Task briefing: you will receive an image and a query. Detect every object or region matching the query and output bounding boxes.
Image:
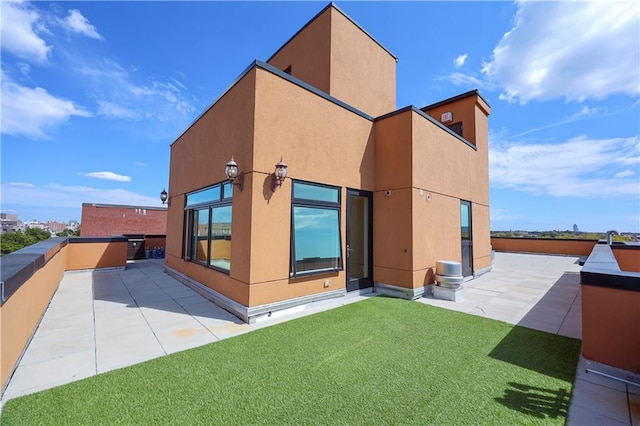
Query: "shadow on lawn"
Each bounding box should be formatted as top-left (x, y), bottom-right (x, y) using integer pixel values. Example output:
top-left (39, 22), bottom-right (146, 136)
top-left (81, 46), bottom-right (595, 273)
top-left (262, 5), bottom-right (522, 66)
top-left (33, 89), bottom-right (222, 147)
top-left (495, 382), bottom-right (570, 420)
top-left (489, 316), bottom-right (580, 382)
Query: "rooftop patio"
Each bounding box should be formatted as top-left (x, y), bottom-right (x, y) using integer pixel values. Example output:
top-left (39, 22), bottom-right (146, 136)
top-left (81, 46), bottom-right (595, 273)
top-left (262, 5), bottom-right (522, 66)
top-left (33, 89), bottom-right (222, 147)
top-left (1, 253), bottom-right (638, 424)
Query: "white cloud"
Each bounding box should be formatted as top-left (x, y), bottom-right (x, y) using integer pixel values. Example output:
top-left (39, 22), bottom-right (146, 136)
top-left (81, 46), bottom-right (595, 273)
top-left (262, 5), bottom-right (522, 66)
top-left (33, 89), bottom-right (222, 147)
top-left (0, 1), bottom-right (51, 62)
top-left (135, 162), bottom-right (147, 167)
top-left (614, 170), bottom-right (635, 178)
top-left (78, 60), bottom-right (197, 122)
top-left (482, 1), bottom-right (640, 103)
top-left (83, 172), bottom-right (131, 182)
top-left (8, 182), bottom-right (35, 188)
top-left (454, 54), bottom-right (468, 68)
top-left (97, 100), bottom-right (139, 119)
top-left (498, 105), bottom-right (602, 141)
top-left (437, 72), bottom-right (495, 91)
top-left (1, 182), bottom-right (162, 209)
top-left (63, 9), bottom-right (102, 39)
top-left (490, 136), bottom-right (640, 197)
top-left (1, 70), bottom-right (91, 138)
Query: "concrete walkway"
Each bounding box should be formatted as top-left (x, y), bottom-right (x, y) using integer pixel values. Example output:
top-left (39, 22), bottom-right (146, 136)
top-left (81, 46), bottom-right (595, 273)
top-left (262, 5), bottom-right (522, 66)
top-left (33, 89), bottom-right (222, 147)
top-left (2, 254), bottom-right (638, 425)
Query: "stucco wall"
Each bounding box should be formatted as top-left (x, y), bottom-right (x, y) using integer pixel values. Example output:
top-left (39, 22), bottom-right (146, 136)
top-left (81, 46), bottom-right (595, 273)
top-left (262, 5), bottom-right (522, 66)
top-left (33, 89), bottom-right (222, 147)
top-left (328, 7), bottom-right (396, 117)
top-left (373, 107), bottom-right (490, 289)
top-left (1, 245), bottom-right (67, 391)
top-left (423, 94), bottom-right (490, 147)
top-left (582, 285), bottom-right (640, 373)
top-left (165, 9), bottom-right (489, 310)
top-left (268, 5), bottom-right (395, 118)
top-left (66, 240), bottom-right (127, 270)
top-left (612, 247), bottom-right (640, 272)
top-left (248, 67), bottom-right (375, 306)
top-left (1, 237), bottom-right (127, 394)
top-left (166, 68), bottom-right (257, 302)
top-left (267, 6), bottom-right (331, 95)
top-left (491, 237), bottom-right (597, 256)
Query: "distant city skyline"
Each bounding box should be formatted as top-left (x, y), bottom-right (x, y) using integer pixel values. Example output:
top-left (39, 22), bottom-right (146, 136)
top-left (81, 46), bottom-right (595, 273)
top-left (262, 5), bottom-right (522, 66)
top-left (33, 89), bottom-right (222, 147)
top-left (1, 2), bottom-right (638, 231)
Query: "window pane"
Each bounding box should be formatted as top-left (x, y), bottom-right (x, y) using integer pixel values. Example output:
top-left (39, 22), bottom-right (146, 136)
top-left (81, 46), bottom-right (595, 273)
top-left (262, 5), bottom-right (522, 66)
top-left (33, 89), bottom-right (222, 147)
top-left (293, 206), bottom-right (341, 274)
top-left (222, 182), bottom-right (233, 199)
top-left (192, 208), bottom-right (209, 263)
top-left (460, 202), bottom-right (470, 240)
top-left (187, 186), bottom-right (220, 206)
top-left (293, 182), bottom-right (339, 203)
top-left (210, 205), bottom-right (232, 271)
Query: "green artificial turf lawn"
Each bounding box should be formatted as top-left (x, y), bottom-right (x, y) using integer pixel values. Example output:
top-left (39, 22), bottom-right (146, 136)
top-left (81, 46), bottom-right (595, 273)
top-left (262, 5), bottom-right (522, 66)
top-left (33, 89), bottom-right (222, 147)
top-left (1, 297), bottom-right (581, 425)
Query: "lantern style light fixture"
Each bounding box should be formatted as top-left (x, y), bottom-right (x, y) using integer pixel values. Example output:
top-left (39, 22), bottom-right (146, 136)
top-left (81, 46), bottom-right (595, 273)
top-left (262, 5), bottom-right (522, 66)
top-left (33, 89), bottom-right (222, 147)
top-left (272, 157), bottom-right (288, 192)
top-left (225, 156), bottom-right (244, 191)
top-left (160, 188), bottom-right (168, 205)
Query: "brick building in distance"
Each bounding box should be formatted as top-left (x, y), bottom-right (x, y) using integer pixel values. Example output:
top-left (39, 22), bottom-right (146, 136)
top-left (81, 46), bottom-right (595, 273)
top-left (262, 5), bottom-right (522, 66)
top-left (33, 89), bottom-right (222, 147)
top-left (80, 203), bottom-right (167, 259)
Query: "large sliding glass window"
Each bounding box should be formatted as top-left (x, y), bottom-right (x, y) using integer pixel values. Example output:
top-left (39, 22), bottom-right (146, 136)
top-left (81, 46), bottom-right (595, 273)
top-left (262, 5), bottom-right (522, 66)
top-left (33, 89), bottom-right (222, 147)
top-left (291, 181), bottom-right (342, 277)
top-left (185, 182), bottom-right (232, 273)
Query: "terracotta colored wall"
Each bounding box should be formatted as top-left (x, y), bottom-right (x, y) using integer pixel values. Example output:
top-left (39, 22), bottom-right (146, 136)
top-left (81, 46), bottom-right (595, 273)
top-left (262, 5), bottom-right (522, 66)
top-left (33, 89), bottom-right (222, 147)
top-left (267, 7), bottom-right (331, 94)
top-left (491, 237), bottom-right (597, 256)
top-left (582, 285), bottom-right (640, 373)
top-left (328, 7), bottom-right (396, 117)
top-left (373, 107), bottom-right (490, 289)
top-left (65, 241), bottom-right (127, 270)
top-left (472, 204), bottom-right (492, 271)
top-left (248, 68), bottom-right (375, 305)
top-left (167, 68), bottom-right (256, 300)
top-left (412, 110), bottom-right (489, 205)
top-left (268, 6), bottom-right (396, 117)
top-left (423, 94), bottom-right (490, 147)
top-left (1, 246), bottom-right (66, 391)
top-left (612, 247), bottom-right (640, 272)
top-left (80, 205), bottom-right (167, 237)
top-left (165, 255), bottom-right (250, 306)
top-left (165, 194), bottom-right (185, 260)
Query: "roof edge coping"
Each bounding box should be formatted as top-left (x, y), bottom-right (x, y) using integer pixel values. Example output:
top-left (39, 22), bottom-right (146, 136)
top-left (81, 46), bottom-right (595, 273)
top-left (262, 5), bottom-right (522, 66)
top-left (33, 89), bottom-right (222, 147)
top-left (421, 89), bottom-right (491, 115)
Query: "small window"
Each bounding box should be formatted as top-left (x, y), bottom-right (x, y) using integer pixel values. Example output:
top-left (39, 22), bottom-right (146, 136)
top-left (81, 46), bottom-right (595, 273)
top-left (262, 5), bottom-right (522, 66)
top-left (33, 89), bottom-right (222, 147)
top-left (291, 181), bottom-right (342, 277)
top-left (284, 65), bottom-right (292, 75)
top-left (446, 122), bottom-right (463, 137)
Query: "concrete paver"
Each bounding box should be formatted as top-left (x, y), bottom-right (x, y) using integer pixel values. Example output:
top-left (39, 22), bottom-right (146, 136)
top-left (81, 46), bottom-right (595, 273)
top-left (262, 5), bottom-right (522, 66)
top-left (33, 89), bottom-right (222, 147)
top-left (1, 254), bottom-right (635, 424)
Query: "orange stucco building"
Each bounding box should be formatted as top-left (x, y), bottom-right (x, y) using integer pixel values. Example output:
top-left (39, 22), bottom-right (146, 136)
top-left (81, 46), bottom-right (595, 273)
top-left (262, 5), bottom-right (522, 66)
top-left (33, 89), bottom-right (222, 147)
top-left (165, 3), bottom-right (491, 322)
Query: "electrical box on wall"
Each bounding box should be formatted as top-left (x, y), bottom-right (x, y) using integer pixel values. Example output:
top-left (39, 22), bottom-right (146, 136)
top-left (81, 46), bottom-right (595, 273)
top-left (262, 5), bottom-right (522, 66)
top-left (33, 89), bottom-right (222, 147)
top-left (441, 112), bottom-right (453, 123)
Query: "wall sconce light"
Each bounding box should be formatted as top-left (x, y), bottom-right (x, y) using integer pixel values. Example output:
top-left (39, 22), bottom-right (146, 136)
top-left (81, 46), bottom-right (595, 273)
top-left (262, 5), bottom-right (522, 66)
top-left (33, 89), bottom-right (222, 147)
top-left (225, 156), bottom-right (244, 191)
top-left (160, 188), bottom-right (168, 205)
top-left (271, 157), bottom-right (288, 192)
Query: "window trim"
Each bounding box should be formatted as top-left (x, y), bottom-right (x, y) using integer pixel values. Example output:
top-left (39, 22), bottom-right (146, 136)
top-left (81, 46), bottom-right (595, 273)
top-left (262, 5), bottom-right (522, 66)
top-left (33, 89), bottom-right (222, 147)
top-left (184, 182), bottom-right (233, 274)
top-left (290, 180), bottom-right (343, 278)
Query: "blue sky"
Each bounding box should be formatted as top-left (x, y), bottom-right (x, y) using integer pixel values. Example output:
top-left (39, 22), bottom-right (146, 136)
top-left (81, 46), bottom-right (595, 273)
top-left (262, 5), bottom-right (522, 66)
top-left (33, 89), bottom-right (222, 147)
top-left (1, 1), bottom-right (639, 232)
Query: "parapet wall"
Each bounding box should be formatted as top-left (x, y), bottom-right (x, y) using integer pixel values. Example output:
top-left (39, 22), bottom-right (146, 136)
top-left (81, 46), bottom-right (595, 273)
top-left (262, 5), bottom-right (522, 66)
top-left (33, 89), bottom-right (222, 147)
top-left (491, 237), bottom-right (597, 256)
top-left (0, 237), bottom-right (128, 395)
top-left (580, 243), bottom-right (640, 375)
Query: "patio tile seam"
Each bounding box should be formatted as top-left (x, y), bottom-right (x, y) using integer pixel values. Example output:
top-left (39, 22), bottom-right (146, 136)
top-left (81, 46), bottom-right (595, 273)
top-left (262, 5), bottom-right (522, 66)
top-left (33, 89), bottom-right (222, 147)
top-left (135, 261), bottom-right (222, 341)
top-left (557, 288), bottom-right (581, 339)
top-left (115, 267), bottom-right (169, 357)
top-left (91, 276), bottom-right (99, 375)
top-left (172, 297), bottom-right (222, 340)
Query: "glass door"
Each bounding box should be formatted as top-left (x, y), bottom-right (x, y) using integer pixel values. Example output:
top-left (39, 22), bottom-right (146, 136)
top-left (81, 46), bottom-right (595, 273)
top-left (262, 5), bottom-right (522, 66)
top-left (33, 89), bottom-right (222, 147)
top-left (460, 200), bottom-right (473, 277)
top-left (346, 190), bottom-right (373, 292)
